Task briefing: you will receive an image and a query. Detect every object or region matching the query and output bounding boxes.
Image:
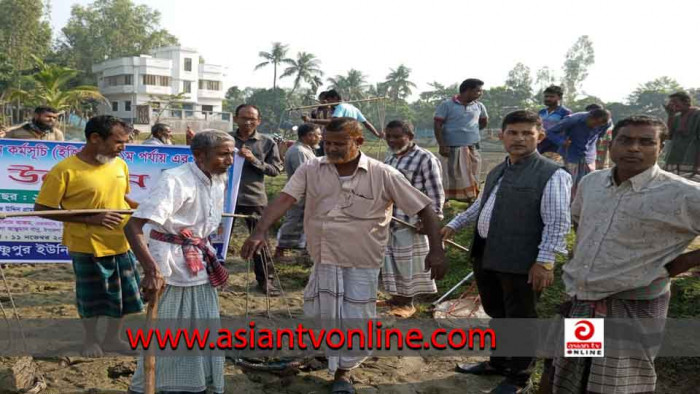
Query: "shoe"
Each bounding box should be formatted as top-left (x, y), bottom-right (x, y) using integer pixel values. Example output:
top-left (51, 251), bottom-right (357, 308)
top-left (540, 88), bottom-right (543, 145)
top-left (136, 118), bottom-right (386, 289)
top-left (489, 378), bottom-right (533, 394)
top-left (257, 282), bottom-right (280, 297)
top-left (455, 361), bottom-right (506, 376)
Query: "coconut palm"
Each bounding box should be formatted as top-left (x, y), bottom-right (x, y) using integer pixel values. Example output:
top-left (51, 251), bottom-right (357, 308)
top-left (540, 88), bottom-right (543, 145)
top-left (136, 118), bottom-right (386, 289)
top-left (384, 64), bottom-right (416, 101)
top-left (280, 52), bottom-right (323, 95)
top-left (327, 69), bottom-right (369, 101)
top-left (254, 42), bottom-right (293, 90)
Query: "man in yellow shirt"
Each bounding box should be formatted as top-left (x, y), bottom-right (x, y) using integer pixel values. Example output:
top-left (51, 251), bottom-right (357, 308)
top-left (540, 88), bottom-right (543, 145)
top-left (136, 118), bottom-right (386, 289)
top-left (34, 115), bottom-right (142, 357)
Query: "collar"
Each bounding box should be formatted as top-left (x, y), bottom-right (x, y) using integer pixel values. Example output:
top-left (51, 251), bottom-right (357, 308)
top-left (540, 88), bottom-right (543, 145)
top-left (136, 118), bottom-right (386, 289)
top-left (296, 140), bottom-right (314, 151)
top-left (320, 151), bottom-right (370, 172)
top-left (504, 150), bottom-right (538, 167)
top-left (390, 142), bottom-right (417, 158)
top-left (188, 161), bottom-right (214, 186)
top-left (452, 95), bottom-right (474, 106)
top-left (235, 129), bottom-right (260, 141)
top-left (606, 164), bottom-right (659, 191)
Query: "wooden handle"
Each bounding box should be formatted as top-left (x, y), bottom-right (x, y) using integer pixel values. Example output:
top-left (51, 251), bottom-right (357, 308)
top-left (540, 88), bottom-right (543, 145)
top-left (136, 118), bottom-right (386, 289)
top-left (391, 216), bottom-right (470, 253)
top-left (0, 209), bottom-right (251, 220)
top-left (143, 288), bottom-right (163, 394)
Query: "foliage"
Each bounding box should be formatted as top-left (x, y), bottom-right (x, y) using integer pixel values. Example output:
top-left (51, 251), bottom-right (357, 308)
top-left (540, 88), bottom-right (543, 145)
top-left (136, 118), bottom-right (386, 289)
top-left (254, 42), bottom-right (293, 90)
top-left (148, 91), bottom-right (188, 122)
top-left (246, 88), bottom-right (288, 133)
top-left (0, 0), bottom-right (51, 78)
top-left (384, 64), bottom-right (416, 101)
top-left (562, 35), bottom-right (595, 103)
top-left (627, 76), bottom-right (682, 118)
top-left (222, 86), bottom-right (248, 114)
top-left (279, 52), bottom-right (323, 95)
top-left (327, 69), bottom-right (369, 101)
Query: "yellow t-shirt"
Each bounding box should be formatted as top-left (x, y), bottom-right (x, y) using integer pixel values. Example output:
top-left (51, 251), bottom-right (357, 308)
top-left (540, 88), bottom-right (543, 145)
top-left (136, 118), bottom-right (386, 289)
top-left (35, 155), bottom-right (131, 257)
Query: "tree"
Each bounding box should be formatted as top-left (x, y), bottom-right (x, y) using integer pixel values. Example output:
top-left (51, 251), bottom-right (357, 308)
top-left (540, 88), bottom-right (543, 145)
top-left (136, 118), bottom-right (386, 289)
top-left (627, 76), bottom-right (683, 118)
top-left (561, 35), bottom-right (595, 103)
top-left (327, 69), bottom-right (369, 101)
top-left (246, 88), bottom-right (288, 133)
top-left (0, 0), bottom-right (51, 76)
top-left (505, 62), bottom-right (534, 108)
top-left (254, 42), bottom-right (293, 90)
top-left (58, 0), bottom-right (178, 84)
top-left (535, 66), bottom-right (558, 92)
top-left (384, 64), bottom-right (416, 101)
top-left (419, 81), bottom-right (457, 105)
top-left (280, 52), bottom-right (323, 95)
top-left (222, 86), bottom-right (247, 114)
top-left (148, 92), bottom-right (188, 122)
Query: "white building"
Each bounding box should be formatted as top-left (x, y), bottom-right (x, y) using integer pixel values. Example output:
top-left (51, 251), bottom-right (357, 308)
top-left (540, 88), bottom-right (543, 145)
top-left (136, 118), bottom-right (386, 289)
top-left (92, 46), bottom-right (228, 126)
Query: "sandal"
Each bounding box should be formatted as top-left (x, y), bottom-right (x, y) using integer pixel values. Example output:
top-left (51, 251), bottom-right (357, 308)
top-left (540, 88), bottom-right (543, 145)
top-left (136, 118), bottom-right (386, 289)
top-left (388, 304), bottom-right (417, 318)
top-left (330, 379), bottom-right (355, 394)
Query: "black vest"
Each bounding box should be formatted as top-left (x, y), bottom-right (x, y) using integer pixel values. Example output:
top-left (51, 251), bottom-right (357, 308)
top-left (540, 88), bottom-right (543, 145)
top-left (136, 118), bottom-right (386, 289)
top-left (471, 152), bottom-right (562, 274)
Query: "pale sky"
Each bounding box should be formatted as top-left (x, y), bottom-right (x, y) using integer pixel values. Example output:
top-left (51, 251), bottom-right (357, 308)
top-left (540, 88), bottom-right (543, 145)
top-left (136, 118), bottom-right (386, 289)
top-left (49, 0), bottom-right (700, 103)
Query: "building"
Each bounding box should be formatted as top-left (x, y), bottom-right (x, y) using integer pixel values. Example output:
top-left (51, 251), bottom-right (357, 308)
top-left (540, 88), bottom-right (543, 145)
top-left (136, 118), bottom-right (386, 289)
top-left (92, 46), bottom-right (230, 129)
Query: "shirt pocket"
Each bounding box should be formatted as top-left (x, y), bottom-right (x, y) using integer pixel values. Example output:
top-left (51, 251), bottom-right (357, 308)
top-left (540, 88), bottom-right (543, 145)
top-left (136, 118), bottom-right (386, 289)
top-left (341, 195), bottom-right (386, 220)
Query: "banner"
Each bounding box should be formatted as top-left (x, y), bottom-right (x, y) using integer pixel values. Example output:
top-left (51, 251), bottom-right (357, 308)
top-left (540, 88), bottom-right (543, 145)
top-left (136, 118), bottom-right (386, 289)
top-left (0, 139), bottom-right (242, 263)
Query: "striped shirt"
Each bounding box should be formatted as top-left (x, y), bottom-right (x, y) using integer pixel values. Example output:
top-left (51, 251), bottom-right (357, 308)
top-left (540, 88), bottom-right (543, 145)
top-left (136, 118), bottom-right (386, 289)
top-left (385, 143), bottom-right (444, 223)
top-left (447, 163), bottom-right (571, 264)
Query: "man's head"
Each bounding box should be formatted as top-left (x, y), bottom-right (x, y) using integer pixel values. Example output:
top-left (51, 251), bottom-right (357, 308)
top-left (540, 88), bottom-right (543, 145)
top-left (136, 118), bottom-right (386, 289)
top-left (325, 89), bottom-right (342, 104)
top-left (667, 91), bottom-right (692, 113)
top-left (384, 120), bottom-right (414, 154)
top-left (298, 123), bottom-right (322, 148)
top-left (585, 108), bottom-right (611, 129)
top-left (499, 110), bottom-right (544, 161)
top-left (584, 103), bottom-right (603, 111)
top-left (458, 79), bottom-right (484, 103)
top-left (190, 130), bottom-right (235, 175)
top-left (234, 104), bottom-right (261, 134)
top-left (318, 91), bottom-right (328, 103)
top-left (610, 115), bottom-right (666, 175)
top-left (151, 123), bottom-right (173, 144)
top-left (84, 115), bottom-right (130, 164)
top-left (324, 117), bottom-right (363, 164)
top-left (33, 106), bottom-right (59, 131)
top-left (543, 86), bottom-right (563, 108)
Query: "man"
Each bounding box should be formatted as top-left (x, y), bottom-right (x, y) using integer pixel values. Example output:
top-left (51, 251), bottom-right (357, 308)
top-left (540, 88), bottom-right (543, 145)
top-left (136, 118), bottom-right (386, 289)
top-left (585, 103), bottom-right (615, 170)
top-left (434, 78), bottom-right (488, 202)
top-left (274, 123), bottom-right (322, 257)
top-left (537, 85), bottom-right (572, 157)
top-left (34, 115), bottom-right (142, 357)
top-left (241, 118), bottom-right (446, 394)
top-left (142, 123), bottom-right (173, 145)
top-left (551, 115), bottom-right (700, 393)
top-left (309, 91), bottom-right (332, 156)
top-left (441, 110), bottom-right (571, 394)
top-left (380, 120), bottom-right (444, 318)
top-left (545, 108), bottom-right (611, 195)
top-left (664, 91), bottom-right (700, 176)
top-left (125, 130), bottom-right (234, 394)
top-left (303, 89), bottom-right (384, 139)
top-left (5, 106), bottom-right (64, 141)
top-left (230, 104), bottom-right (283, 294)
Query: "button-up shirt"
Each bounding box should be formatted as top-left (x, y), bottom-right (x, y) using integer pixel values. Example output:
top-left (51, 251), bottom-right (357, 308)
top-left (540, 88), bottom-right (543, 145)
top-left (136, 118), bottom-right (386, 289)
top-left (133, 162), bottom-right (226, 286)
top-left (5, 123), bottom-right (64, 141)
top-left (434, 96), bottom-right (488, 147)
top-left (564, 165), bottom-right (700, 300)
top-left (282, 153), bottom-right (432, 268)
top-left (231, 129), bottom-right (282, 207)
top-left (284, 141), bottom-right (316, 177)
top-left (538, 106), bottom-right (572, 131)
top-left (446, 159), bottom-right (572, 264)
top-left (546, 112), bottom-right (611, 164)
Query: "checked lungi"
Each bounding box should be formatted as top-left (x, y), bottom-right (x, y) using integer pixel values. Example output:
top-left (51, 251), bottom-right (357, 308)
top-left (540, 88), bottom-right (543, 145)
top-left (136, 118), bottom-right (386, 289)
top-left (440, 146), bottom-right (481, 201)
top-left (381, 224), bottom-right (436, 297)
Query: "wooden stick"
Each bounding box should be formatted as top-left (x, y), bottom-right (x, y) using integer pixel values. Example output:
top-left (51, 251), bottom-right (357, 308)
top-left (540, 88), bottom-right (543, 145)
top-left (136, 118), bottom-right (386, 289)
top-left (391, 216), bottom-right (470, 253)
top-left (286, 96), bottom-right (388, 111)
top-left (143, 288), bottom-right (163, 394)
top-left (0, 209), bottom-right (253, 220)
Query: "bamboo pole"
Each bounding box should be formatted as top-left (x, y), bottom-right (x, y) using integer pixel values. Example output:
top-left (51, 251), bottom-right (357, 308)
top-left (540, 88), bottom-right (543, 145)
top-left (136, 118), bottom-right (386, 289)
top-left (391, 216), bottom-right (470, 253)
top-left (143, 288), bottom-right (163, 394)
top-left (286, 96), bottom-right (388, 112)
top-left (0, 209), bottom-right (253, 220)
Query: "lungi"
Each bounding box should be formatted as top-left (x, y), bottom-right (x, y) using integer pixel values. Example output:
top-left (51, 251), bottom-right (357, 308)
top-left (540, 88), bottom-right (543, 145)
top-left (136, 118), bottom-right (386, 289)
top-left (70, 251), bottom-right (144, 318)
top-left (440, 146), bottom-right (481, 201)
top-left (130, 283), bottom-right (224, 393)
top-left (381, 225), bottom-right (436, 297)
top-left (303, 263), bottom-right (380, 372)
top-left (276, 200), bottom-right (307, 249)
top-left (553, 292), bottom-right (670, 394)
top-left (565, 159), bottom-right (595, 198)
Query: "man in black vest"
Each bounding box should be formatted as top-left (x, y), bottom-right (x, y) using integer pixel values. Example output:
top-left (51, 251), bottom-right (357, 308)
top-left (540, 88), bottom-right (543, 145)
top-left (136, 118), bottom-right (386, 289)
top-left (441, 110), bottom-right (572, 394)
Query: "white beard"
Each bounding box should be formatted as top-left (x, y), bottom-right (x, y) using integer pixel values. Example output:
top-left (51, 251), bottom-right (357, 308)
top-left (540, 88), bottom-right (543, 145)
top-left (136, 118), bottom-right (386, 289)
top-left (390, 143), bottom-right (412, 155)
top-left (95, 154), bottom-right (115, 164)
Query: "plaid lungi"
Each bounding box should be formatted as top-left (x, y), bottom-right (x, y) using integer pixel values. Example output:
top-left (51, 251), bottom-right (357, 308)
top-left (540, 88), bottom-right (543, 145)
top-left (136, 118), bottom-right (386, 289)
top-left (130, 283), bottom-right (224, 393)
top-left (553, 292), bottom-right (670, 394)
top-left (440, 146), bottom-right (481, 201)
top-left (381, 225), bottom-right (436, 297)
top-left (276, 200), bottom-right (307, 249)
top-left (70, 251), bottom-right (144, 318)
top-left (565, 159), bottom-right (595, 198)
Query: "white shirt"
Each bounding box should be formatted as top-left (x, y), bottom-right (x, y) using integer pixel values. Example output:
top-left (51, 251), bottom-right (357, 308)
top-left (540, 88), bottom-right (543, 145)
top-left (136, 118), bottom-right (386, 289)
top-left (133, 162), bottom-right (226, 286)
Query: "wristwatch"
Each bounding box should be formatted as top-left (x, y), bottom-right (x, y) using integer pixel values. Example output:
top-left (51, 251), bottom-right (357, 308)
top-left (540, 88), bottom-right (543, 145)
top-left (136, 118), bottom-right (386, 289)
top-left (538, 262), bottom-right (555, 271)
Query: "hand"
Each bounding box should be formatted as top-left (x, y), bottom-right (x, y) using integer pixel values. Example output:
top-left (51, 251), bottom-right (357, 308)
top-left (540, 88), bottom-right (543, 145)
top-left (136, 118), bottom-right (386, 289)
top-left (241, 233), bottom-right (267, 260)
top-left (141, 270), bottom-right (165, 303)
top-left (85, 212), bottom-right (124, 229)
top-left (239, 147), bottom-right (257, 163)
top-left (438, 146), bottom-right (450, 157)
top-left (563, 139), bottom-right (572, 149)
top-left (440, 226), bottom-right (455, 242)
top-left (301, 115), bottom-right (311, 122)
top-left (376, 130), bottom-right (385, 139)
top-left (0, 126), bottom-right (6, 138)
top-left (665, 254), bottom-right (695, 277)
top-left (424, 248), bottom-right (447, 280)
top-left (414, 221), bottom-right (426, 235)
top-left (528, 263), bottom-right (554, 292)
top-left (186, 126), bottom-right (195, 142)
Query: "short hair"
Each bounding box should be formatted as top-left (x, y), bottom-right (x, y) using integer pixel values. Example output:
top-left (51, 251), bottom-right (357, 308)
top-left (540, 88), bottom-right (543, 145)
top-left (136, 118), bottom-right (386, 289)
top-left (501, 110), bottom-right (543, 131)
top-left (35, 106), bottom-right (58, 115)
top-left (84, 115), bottom-right (128, 140)
top-left (385, 120), bottom-right (414, 137)
top-left (326, 117), bottom-right (362, 138)
top-left (297, 123), bottom-right (320, 139)
top-left (318, 91), bottom-right (328, 100)
top-left (459, 78), bottom-right (484, 93)
top-left (190, 129), bottom-right (234, 155)
top-left (585, 103), bottom-right (603, 111)
top-left (669, 91), bottom-right (692, 106)
top-left (589, 108), bottom-right (611, 121)
top-left (151, 123), bottom-right (170, 135)
top-left (543, 85), bottom-right (564, 98)
top-left (325, 89), bottom-right (342, 101)
top-left (235, 104), bottom-right (260, 117)
top-left (612, 115), bottom-right (667, 140)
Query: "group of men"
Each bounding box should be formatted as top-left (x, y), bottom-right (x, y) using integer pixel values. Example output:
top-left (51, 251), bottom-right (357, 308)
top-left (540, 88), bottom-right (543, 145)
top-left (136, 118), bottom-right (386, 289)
top-left (3, 78), bottom-right (699, 393)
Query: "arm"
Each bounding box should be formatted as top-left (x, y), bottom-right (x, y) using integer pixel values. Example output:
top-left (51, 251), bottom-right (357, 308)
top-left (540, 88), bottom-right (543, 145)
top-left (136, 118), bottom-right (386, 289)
top-left (125, 196), bottom-right (139, 209)
top-left (124, 217), bottom-right (164, 301)
top-left (244, 140), bottom-right (282, 177)
top-left (478, 102), bottom-right (489, 130)
top-left (416, 206), bottom-right (447, 280)
top-left (546, 116), bottom-right (576, 146)
top-left (666, 250), bottom-right (700, 277)
top-left (444, 195), bottom-right (483, 232)
top-left (536, 169), bottom-right (573, 264)
top-left (421, 154), bottom-right (445, 219)
top-left (33, 203), bottom-right (124, 228)
top-left (240, 193), bottom-right (297, 258)
top-left (363, 121), bottom-right (383, 138)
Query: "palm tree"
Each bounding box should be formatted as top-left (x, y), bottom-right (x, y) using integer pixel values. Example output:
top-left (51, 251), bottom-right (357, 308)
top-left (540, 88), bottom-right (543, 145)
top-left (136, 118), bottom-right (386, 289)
top-left (327, 69), bottom-right (368, 101)
top-left (280, 52), bottom-right (323, 95)
top-left (384, 64), bottom-right (417, 101)
top-left (254, 42), bottom-right (293, 90)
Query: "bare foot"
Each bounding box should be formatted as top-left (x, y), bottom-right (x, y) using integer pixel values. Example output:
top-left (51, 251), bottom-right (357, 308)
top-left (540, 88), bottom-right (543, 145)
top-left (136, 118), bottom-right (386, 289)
top-left (81, 342), bottom-right (104, 358)
top-left (101, 338), bottom-right (134, 354)
top-left (388, 304), bottom-right (417, 318)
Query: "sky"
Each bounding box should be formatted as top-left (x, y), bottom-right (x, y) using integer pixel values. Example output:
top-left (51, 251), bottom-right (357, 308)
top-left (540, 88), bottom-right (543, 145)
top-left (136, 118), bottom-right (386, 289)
top-left (49, 0), bottom-right (700, 103)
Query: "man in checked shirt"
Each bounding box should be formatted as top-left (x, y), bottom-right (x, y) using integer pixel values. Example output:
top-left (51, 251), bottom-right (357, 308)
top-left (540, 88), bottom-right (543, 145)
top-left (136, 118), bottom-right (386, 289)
top-left (441, 110), bottom-right (572, 394)
top-left (380, 120), bottom-right (445, 318)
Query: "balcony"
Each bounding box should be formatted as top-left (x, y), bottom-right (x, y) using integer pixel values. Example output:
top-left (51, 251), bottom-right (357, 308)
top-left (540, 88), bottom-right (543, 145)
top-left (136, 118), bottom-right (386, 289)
top-left (100, 85), bottom-right (137, 95)
top-left (197, 89), bottom-right (225, 100)
top-left (199, 64), bottom-right (223, 75)
top-left (138, 85), bottom-right (173, 95)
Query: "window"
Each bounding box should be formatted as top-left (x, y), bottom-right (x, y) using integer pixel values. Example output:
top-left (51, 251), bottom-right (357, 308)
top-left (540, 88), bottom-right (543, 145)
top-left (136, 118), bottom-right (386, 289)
top-left (143, 74), bottom-right (157, 85)
top-left (124, 101), bottom-right (132, 111)
top-left (184, 58), bottom-right (192, 72)
top-left (183, 81), bottom-right (192, 93)
top-left (105, 74), bottom-right (133, 86)
top-left (198, 80), bottom-right (221, 91)
top-left (202, 105), bottom-right (214, 112)
top-left (124, 74), bottom-right (133, 85)
top-left (158, 76), bottom-right (171, 87)
top-left (112, 101), bottom-right (119, 112)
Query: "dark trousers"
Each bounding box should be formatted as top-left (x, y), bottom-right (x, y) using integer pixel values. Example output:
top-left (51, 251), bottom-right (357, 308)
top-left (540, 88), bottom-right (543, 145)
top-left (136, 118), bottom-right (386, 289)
top-left (234, 205), bottom-right (275, 285)
top-left (472, 235), bottom-right (537, 385)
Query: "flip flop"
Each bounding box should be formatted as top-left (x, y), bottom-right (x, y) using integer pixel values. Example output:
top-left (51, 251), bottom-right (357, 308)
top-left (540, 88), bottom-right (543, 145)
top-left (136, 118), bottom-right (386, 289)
top-left (388, 305), bottom-right (417, 318)
top-left (330, 379), bottom-right (355, 394)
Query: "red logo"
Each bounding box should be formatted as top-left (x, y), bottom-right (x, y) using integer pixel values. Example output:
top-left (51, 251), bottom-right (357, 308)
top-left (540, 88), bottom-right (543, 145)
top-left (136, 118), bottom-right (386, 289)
top-left (574, 320), bottom-right (595, 341)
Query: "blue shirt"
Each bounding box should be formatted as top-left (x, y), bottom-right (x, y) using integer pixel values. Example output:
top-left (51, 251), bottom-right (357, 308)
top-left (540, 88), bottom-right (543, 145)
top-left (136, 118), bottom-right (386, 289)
top-left (332, 103), bottom-right (367, 122)
top-left (546, 112), bottom-right (610, 164)
top-left (538, 106), bottom-right (572, 131)
top-left (434, 96), bottom-right (488, 146)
